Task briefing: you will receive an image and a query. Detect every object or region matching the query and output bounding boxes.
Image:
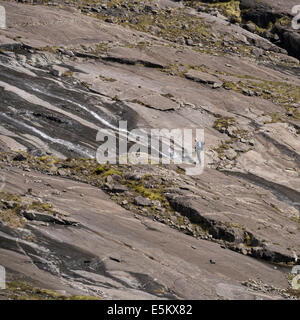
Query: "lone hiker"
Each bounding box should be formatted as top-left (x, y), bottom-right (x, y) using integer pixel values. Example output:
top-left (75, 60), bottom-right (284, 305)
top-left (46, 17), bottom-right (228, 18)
top-left (195, 138), bottom-right (204, 165)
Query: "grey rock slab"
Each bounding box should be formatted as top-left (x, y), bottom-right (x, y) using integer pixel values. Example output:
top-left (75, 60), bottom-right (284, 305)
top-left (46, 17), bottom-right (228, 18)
top-left (184, 70), bottom-right (223, 87)
top-left (134, 195), bottom-right (152, 206)
top-left (1, 166), bottom-right (292, 299)
top-left (106, 47), bottom-right (167, 68)
top-left (136, 94), bottom-right (180, 111)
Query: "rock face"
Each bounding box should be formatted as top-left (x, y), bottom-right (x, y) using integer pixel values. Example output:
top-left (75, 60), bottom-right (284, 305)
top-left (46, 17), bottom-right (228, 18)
top-left (0, 0), bottom-right (299, 300)
top-left (0, 166), bottom-right (295, 300)
top-left (240, 0), bottom-right (300, 59)
top-left (201, 0), bottom-right (300, 59)
top-left (239, 0), bottom-right (282, 28)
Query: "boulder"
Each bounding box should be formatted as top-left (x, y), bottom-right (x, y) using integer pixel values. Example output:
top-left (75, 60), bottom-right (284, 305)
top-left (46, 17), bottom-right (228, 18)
top-left (50, 65), bottom-right (70, 77)
top-left (134, 196), bottom-right (152, 206)
top-left (22, 210), bottom-right (79, 226)
top-left (110, 184), bottom-right (128, 193)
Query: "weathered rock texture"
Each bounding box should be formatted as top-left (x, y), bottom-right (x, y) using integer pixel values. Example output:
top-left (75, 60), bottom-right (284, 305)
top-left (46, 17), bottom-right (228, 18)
top-left (0, 0), bottom-right (299, 300)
